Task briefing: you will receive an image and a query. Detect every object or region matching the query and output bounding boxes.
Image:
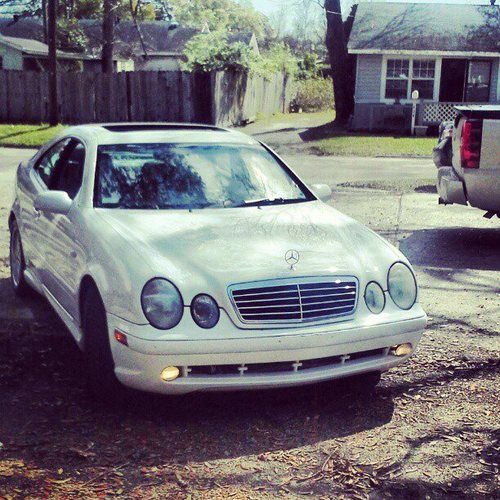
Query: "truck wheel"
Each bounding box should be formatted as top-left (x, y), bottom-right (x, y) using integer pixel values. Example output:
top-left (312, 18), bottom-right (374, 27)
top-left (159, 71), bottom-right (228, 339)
top-left (82, 284), bottom-right (125, 402)
top-left (9, 219), bottom-right (30, 297)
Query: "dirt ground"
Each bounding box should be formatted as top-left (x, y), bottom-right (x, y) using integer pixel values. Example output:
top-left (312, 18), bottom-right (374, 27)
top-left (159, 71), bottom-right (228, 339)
top-left (0, 147), bottom-right (499, 499)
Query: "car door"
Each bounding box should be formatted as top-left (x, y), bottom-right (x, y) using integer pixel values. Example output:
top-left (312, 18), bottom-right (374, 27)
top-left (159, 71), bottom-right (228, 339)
top-left (22, 138), bottom-right (72, 279)
top-left (38, 139), bottom-right (87, 320)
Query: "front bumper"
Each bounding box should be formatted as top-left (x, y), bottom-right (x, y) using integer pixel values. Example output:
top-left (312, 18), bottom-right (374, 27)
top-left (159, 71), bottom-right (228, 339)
top-left (107, 309), bottom-right (427, 395)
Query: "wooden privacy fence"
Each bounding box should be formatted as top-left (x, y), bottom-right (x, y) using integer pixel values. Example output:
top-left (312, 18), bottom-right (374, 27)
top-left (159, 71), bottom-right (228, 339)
top-left (0, 69), bottom-right (292, 126)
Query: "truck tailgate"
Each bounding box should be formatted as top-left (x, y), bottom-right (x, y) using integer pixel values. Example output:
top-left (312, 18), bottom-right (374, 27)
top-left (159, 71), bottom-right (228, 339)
top-left (479, 119), bottom-right (500, 170)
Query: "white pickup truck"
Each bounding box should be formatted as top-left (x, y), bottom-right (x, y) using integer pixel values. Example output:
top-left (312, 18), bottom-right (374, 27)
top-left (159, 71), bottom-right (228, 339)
top-left (435, 105), bottom-right (500, 218)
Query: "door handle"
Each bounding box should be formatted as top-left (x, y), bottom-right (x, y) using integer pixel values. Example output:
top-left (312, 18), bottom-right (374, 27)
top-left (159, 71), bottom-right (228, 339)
top-left (33, 208), bottom-right (41, 219)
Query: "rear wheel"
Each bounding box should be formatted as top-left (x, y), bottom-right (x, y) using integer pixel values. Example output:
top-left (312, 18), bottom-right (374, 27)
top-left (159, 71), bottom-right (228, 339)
top-left (82, 284), bottom-right (125, 402)
top-left (9, 219), bottom-right (30, 297)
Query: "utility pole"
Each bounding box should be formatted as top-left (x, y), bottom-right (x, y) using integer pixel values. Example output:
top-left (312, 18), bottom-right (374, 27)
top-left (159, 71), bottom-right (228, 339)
top-left (47, 0), bottom-right (59, 126)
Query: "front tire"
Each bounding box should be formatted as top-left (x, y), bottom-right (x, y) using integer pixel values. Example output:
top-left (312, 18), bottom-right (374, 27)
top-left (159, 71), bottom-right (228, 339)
top-left (9, 219), bottom-right (30, 297)
top-left (82, 285), bottom-right (125, 402)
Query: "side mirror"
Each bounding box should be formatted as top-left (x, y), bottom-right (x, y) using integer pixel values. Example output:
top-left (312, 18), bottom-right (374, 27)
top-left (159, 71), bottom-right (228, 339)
top-left (34, 191), bottom-right (72, 215)
top-left (311, 183), bottom-right (332, 202)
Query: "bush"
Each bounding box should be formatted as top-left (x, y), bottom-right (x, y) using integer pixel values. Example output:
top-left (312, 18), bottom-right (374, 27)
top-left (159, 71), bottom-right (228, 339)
top-left (296, 53), bottom-right (322, 80)
top-left (183, 33), bottom-right (298, 78)
top-left (183, 31), bottom-right (256, 73)
top-left (291, 77), bottom-right (334, 112)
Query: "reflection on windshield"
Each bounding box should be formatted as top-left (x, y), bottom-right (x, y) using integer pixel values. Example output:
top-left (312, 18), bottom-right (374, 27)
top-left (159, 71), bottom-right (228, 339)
top-left (95, 143), bottom-right (311, 209)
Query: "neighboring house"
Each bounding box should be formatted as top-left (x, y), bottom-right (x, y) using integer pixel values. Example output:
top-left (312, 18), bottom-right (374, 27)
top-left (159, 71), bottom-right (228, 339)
top-left (0, 35), bottom-right (103, 71)
top-left (348, 2), bottom-right (500, 132)
top-left (0, 16), bottom-right (258, 72)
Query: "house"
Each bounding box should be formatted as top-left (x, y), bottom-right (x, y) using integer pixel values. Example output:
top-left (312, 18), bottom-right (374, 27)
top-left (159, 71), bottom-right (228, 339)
top-left (0, 34), bottom-right (132, 72)
top-left (348, 2), bottom-right (500, 132)
top-left (0, 16), bottom-right (259, 72)
top-left (79, 22), bottom-right (259, 71)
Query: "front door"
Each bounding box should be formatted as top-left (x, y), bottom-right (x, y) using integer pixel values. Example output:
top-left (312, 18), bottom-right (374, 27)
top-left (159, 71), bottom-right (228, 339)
top-left (38, 139), bottom-right (86, 320)
top-left (439, 59), bottom-right (467, 102)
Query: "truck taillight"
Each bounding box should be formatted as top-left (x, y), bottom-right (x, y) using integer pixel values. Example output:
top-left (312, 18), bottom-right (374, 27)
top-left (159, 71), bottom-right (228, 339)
top-left (460, 119), bottom-right (482, 169)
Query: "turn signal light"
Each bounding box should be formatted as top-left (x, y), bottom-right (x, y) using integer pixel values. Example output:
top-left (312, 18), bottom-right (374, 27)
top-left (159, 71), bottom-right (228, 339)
top-left (114, 330), bottom-right (128, 346)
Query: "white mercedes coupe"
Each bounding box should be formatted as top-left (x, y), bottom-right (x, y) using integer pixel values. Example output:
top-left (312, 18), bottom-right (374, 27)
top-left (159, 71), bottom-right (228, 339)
top-left (9, 124), bottom-right (427, 399)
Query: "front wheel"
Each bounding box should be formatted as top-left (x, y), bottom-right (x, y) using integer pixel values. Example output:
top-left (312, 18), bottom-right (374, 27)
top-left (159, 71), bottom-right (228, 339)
top-left (82, 284), bottom-right (125, 402)
top-left (9, 219), bottom-right (31, 297)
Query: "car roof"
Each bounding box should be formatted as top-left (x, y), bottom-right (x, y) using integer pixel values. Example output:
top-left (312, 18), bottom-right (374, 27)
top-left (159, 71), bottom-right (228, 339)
top-left (59, 123), bottom-right (260, 147)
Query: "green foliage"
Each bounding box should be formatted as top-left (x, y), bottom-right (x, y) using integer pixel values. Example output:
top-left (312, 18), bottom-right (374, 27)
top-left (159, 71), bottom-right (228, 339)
top-left (292, 77), bottom-right (334, 112)
top-left (252, 44), bottom-right (298, 79)
top-left (183, 33), bottom-right (298, 78)
top-left (296, 52), bottom-right (322, 80)
top-left (170, 0), bottom-right (271, 39)
top-left (183, 31), bottom-right (257, 72)
top-left (57, 17), bottom-right (88, 52)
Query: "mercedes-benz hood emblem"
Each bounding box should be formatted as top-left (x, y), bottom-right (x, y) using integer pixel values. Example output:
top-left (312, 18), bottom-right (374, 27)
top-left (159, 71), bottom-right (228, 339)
top-left (285, 249), bottom-right (300, 269)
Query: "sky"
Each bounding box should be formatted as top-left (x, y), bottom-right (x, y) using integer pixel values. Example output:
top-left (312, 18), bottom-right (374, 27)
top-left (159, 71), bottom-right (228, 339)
top-left (251, 0), bottom-right (495, 16)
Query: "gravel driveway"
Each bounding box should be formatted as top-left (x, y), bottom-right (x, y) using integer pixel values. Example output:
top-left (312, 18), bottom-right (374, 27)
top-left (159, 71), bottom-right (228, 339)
top-left (0, 147), bottom-right (498, 499)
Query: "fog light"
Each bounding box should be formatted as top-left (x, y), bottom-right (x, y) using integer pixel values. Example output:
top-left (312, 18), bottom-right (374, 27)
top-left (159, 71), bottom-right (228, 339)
top-left (161, 366), bottom-right (180, 382)
top-left (391, 343), bottom-right (413, 357)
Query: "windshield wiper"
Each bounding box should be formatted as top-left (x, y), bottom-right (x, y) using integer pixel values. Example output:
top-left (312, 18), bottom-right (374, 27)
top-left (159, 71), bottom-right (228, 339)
top-left (234, 197), bottom-right (306, 208)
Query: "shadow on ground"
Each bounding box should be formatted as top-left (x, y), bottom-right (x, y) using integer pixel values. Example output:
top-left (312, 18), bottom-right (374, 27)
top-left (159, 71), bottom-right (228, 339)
top-left (400, 227), bottom-right (500, 273)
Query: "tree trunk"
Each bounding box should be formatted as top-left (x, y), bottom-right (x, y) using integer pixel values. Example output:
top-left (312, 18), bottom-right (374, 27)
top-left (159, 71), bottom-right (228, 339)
top-left (102, 0), bottom-right (115, 73)
top-left (47, 0), bottom-right (59, 126)
top-left (325, 0), bottom-right (354, 125)
top-left (42, 0), bottom-right (48, 43)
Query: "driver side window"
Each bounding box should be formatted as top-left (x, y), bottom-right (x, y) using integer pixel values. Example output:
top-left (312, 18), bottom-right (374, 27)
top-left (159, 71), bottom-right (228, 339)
top-left (34, 138), bottom-right (85, 200)
top-left (34, 139), bottom-right (71, 187)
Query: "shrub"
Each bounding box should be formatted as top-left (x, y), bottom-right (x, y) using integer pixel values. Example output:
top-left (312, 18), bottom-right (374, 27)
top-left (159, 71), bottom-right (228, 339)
top-left (291, 77), bottom-right (334, 112)
top-left (296, 53), bottom-right (322, 80)
top-left (183, 31), bottom-right (256, 73)
top-left (183, 33), bottom-right (298, 78)
top-left (251, 43), bottom-right (298, 79)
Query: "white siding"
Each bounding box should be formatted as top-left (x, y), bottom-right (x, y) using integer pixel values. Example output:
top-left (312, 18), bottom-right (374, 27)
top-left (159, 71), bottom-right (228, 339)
top-left (490, 58), bottom-right (499, 103)
top-left (0, 43), bottom-right (23, 70)
top-left (355, 54), bottom-right (383, 102)
top-left (135, 56), bottom-right (182, 71)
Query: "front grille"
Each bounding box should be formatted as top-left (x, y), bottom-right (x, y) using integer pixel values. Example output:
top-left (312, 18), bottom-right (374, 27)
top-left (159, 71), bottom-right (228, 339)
top-left (186, 348), bottom-right (387, 378)
top-left (229, 277), bottom-right (358, 324)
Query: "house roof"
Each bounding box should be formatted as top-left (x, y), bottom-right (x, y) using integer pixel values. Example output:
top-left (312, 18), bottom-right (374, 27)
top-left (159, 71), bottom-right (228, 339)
top-left (348, 2), bottom-right (500, 55)
top-left (0, 34), bottom-right (90, 59)
top-left (0, 17), bottom-right (258, 60)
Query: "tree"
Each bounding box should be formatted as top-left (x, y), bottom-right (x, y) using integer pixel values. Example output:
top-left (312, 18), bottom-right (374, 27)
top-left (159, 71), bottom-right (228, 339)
top-left (102, 0), bottom-right (118, 72)
top-left (324, 0), bottom-right (353, 124)
top-left (169, 0), bottom-right (271, 39)
top-left (47, 0), bottom-right (59, 125)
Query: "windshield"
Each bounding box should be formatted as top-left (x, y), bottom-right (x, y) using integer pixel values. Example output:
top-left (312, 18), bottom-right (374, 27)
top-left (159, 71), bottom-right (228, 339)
top-left (94, 143), bottom-right (313, 209)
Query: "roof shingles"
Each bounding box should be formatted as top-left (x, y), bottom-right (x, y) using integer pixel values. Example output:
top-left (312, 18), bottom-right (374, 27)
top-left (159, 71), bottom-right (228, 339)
top-left (348, 2), bottom-right (500, 54)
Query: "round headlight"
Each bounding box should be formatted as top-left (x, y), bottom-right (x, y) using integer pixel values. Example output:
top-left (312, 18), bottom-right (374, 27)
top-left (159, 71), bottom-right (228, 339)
top-left (388, 262), bottom-right (417, 310)
top-left (191, 294), bottom-right (220, 329)
top-left (141, 279), bottom-right (183, 330)
top-left (365, 281), bottom-right (385, 314)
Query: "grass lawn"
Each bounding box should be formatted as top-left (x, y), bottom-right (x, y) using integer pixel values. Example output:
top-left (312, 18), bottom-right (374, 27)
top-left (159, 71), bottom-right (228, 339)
top-left (0, 124), bottom-right (66, 148)
top-left (310, 134), bottom-right (435, 157)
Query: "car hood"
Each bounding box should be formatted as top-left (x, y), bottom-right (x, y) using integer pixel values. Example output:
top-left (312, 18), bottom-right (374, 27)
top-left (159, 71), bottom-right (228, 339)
top-left (97, 201), bottom-right (404, 304)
